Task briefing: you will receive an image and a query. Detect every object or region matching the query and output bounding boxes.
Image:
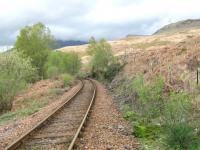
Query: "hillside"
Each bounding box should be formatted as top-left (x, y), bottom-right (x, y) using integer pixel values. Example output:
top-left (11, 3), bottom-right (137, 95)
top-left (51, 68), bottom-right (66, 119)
top-left (59, 28), bottom-right (200, 91)
top-left (154, 19), bottom-right (200, 34)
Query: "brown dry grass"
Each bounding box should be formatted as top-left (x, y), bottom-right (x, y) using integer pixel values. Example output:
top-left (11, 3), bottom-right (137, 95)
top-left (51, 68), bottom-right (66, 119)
top-left (58, 28), bottom-right (200, 91)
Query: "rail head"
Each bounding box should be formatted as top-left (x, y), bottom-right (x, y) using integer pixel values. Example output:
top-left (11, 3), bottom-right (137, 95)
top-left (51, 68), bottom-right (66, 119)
top-left (4, 80), bottom-right (84, 150)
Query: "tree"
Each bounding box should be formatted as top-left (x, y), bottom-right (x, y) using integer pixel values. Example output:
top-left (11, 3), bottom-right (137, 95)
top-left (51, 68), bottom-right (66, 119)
top-left (87, 38), bottom-right (117, 79)
top-left (0, 51), bottom-right (38, 112)
top-left (63, 52), bottom-right (81, 75)
top-left (87, 36), bottom-right (97, 55)
top-left (15, 22), bottom-right (54, 77)
top-left (45, 51), bottom-right (81, 78)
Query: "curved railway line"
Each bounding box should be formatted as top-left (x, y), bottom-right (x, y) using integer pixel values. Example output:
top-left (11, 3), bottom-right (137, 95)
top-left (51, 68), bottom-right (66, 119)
top-left (4, 79), bottom-right (96, 150)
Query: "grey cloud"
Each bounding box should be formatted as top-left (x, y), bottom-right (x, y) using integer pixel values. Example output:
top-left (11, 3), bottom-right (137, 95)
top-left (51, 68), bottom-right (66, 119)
top-left (0, 0), bottom-right (199, 46)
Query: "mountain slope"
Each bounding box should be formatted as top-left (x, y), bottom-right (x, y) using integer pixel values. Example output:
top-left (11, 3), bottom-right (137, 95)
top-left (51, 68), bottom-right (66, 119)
top-left (154, 19), bottom-right (200, 34)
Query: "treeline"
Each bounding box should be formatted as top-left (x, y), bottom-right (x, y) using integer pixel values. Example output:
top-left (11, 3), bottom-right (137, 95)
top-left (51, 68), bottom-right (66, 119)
top-left (0, 23), bottom-right (121, 113)
top-left (0, 23), bottom-right (81, 113)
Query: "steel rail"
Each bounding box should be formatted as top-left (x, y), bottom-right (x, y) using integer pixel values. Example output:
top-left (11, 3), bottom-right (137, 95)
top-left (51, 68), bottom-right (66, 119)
top-left (4, 80), bottom-right (84, 150)
top-left (68, 79), bottom-right (96, 150)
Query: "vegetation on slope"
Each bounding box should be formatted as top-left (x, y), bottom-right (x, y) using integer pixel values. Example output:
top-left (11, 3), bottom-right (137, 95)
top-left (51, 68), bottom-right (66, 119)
top-left (0, 51), bottom-right (38, 113)
top-left (111, 75), bottom-right (200, 150)
top-left (0, 23), bottom-right (81, 114)
top-left (15, 22), bottom-right (55, 77)
top-left (87, 37), bottom-right (122, 81)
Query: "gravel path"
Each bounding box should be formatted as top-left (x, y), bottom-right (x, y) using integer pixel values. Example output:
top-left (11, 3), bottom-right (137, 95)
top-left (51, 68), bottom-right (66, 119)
top-left (76, 80), bottom-right (139, 150)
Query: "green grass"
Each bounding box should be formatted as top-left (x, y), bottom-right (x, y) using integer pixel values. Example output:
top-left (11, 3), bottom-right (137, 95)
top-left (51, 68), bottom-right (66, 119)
top-left (0, 100), bottom-right (47, 125)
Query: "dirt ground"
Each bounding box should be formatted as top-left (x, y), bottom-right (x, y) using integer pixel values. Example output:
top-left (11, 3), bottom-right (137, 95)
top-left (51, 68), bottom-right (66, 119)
top-left (76, 80), bottom-right (139, 150)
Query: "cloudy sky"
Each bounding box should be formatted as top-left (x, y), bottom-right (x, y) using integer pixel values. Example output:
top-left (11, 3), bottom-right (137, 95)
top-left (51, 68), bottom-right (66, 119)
top-left (0, 0), bottom-right (200, 47)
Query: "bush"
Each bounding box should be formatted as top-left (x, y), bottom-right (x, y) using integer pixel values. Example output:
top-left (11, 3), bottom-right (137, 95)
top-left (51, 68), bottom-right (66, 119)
top-left (131, 75), bottom-right (164, 120)
top-left (134, 123), bottom-right (161, 139)
top-left (162, 92), bottom-right (200, 149)
top-left (163, 92), bottom-right (192, 125)
top-left (104, 63), bottom-right (122, 81)
top-left (165, 123), bottom-right (200, 150)
top-left (0, 51), bottom-right (38, 112)
top-left (122, 105), bottom-right (161, 139)
top-left (60, 74), bottom-right (74, 87)
top-left (122, 105), bottom-right (138, 122)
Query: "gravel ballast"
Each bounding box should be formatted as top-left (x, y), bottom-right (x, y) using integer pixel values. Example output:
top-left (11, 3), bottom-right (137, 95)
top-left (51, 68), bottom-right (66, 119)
top-left (76, 80), bottom-right (139, 150)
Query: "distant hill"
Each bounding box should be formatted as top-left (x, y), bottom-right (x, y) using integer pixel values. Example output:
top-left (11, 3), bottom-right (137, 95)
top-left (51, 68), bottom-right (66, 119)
top-left (53, 40), bottom-right (88, 49)
top-left (154, 19), bottom-right (200, 35)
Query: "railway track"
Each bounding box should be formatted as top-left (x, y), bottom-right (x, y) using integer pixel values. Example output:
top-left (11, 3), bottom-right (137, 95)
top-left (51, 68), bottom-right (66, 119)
top-left (5, 79), bottom-right (96, 150)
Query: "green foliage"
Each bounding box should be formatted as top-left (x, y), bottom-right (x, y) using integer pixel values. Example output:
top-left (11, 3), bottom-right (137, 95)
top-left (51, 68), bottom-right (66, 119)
top-left (87, 37), bottom-right (120, 80)
top-left (45, 51), bottom-right (81, 78)
top-left (0, 51), bottom-right (38, 112)
top-left (63, 51), bottom-right (81, 75)
top-left (46, 66), bottom-right (60, 78)
top-left (132, 75), bottom-right (164, 119)
top-left (104, 62), bottom-right (122, 81)
top-left (118, 75), bottom-right (200, 149)
top-left (45, 51), bottom-right (64, 78)
top-left (0, 99), bottom-right (47, 124)
top-left (162, 92), bottom-right (199, 149)
top-left (122, 105), bottom-right (138, 122)
top-left (87, 36), bottom-right (97, 55)
top-left (134, 123), bottom-right (161, 139)
top-left (163, 92), bottom-right (192, 125)
top-left (60, 74), bottom-right (74, 87)
top-left (15, 22), bottom-right (54, 77)
top-left (165, 123), bottom-right (200, 150)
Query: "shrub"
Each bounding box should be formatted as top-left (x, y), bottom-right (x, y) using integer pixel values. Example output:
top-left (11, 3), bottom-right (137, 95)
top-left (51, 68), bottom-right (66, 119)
top-left (122, 105), bottom-right (138, 122)
top-left (134, 123), bottom-right (161, 139)
top-left (162, 92), bottom-right (200, 149)
top-left (163, 92), bottom-right (192, 125)
top-left (104, 63), bottom-right (122, 81)
top-left (122, 105), bottom-right (161, 139)
top-left (165, 123), bottom-right (200, 150)
top-left (60, 74), bottom-right (74, 87)
top-left (0, 51), bottom-right (38, 112)
top-left (131, 75), bottom-right (164, 120)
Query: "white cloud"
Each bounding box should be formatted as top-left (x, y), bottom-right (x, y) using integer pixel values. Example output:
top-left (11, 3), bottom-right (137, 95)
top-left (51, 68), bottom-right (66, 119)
top-left (0, 0), bottom-right (199, 45)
